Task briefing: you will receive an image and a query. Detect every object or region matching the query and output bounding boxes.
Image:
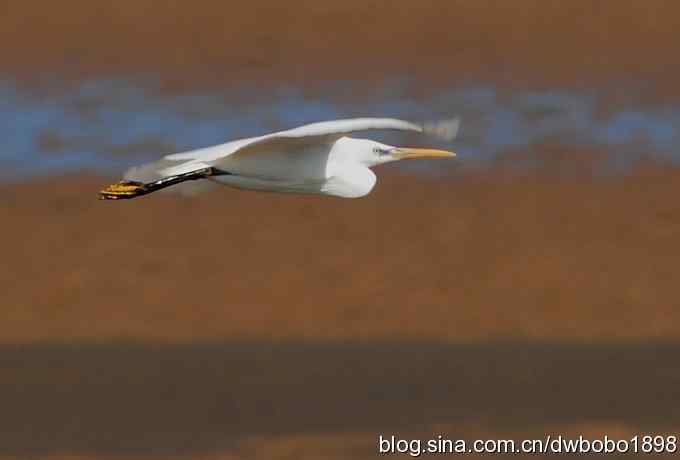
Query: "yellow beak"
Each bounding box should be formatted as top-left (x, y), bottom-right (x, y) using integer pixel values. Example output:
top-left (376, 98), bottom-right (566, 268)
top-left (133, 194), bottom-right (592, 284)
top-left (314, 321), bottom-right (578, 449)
top-left (392, 147), bottom-right (456, 160)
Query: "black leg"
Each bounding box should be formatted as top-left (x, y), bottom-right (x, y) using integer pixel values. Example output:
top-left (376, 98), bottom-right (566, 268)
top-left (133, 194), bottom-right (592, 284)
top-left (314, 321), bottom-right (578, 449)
top-left (99, 167), bottom-right (229, 200)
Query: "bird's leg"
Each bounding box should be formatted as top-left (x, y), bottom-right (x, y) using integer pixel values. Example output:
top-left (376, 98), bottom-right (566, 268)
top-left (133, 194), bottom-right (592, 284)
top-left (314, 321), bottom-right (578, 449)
top-left (99, 167), bottom-right (228, 200)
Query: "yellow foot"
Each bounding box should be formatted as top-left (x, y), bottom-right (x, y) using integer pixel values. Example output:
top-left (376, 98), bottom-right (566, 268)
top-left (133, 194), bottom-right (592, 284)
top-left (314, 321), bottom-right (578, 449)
top-left (99, 181), bottom-right (147, 200)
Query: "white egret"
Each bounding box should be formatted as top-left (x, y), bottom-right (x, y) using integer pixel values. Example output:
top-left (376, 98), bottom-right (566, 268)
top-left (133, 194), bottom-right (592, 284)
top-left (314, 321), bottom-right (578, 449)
top-left (99, 117), bottom-right (458, 200)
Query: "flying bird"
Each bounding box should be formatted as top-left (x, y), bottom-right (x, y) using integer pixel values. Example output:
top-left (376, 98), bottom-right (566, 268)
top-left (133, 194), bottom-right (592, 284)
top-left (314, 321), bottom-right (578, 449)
top-left (99, 117), bottom-right (458, 200)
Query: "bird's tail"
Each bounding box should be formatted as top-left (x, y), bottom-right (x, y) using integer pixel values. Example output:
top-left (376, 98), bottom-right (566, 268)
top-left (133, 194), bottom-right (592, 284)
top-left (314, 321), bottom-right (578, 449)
top-left (123, 158), bottom-right (200, 184)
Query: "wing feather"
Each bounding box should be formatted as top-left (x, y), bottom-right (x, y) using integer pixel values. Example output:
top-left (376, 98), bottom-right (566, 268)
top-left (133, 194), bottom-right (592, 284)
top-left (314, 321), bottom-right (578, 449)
top-left (163, 118), bottom-right (424, 164)
top-left (151, 117), bottom-right (457, 177)
top-left (276, 118), bottom-right (424, 137)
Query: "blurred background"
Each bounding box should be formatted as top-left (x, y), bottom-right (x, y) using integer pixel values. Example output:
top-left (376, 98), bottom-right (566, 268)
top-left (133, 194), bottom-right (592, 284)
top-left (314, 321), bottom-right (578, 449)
top-left (1, 1), bottom-right (679, 458)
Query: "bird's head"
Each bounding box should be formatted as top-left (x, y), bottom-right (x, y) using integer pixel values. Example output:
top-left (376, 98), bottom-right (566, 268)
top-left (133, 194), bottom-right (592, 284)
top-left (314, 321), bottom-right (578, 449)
top-left (342, 138), bottom-right (456, 168)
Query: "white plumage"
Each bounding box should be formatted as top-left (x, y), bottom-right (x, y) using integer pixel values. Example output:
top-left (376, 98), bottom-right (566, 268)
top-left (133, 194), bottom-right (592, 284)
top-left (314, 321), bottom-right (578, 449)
top-left (101, 117), bottom-right (458, 200)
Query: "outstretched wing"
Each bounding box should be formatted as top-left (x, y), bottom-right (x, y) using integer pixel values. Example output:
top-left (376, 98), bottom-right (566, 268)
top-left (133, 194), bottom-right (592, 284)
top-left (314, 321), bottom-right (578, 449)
top-left (269, 118), bottom-right (425, 138)
top-left (164, 118), bottom-right (424, 163)
top-left (125, 117), bottom-right (458, 181)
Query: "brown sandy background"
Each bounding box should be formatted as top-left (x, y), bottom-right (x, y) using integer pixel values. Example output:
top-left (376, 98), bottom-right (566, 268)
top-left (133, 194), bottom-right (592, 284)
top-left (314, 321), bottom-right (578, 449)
top-left (2, 0), bottom-right (680, 101)
top-left (3, 150), bottom-right (680, 459)
top-left (3, 151), bottom-right (680, 343)
top-left (2, 1), bottom-right (680, 459)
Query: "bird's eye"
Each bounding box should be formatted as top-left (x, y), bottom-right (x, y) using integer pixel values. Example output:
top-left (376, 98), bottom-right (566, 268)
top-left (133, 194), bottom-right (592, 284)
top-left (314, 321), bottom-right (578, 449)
top-left (373, 147), bottom-right (386, 155)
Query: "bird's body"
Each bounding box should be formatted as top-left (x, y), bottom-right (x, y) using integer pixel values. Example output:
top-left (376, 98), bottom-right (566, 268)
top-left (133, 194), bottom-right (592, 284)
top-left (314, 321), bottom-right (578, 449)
top-left (210, 137), bottom-right (377, 198)
top-left (100, 118), bottom-right (458, 200)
